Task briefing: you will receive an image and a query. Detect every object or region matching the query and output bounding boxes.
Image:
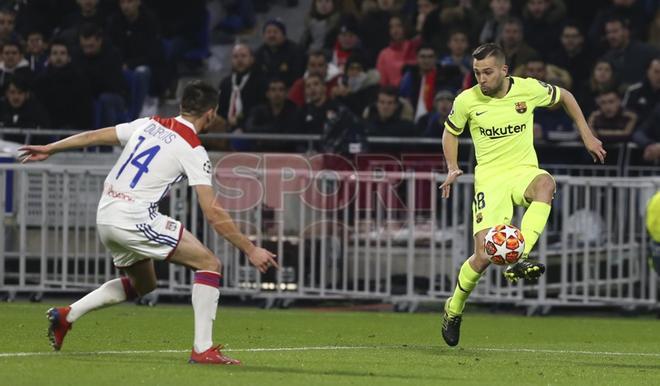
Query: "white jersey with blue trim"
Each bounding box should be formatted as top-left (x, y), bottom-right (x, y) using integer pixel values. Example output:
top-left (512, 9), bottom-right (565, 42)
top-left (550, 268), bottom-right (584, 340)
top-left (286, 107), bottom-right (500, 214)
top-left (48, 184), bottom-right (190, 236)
top-left (97, 115), bottom-right (212, 226)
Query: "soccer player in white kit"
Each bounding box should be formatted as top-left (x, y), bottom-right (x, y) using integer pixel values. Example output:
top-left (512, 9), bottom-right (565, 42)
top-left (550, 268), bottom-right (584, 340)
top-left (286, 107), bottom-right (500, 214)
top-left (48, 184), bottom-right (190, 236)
top-left (19, 81), bottom-right (278, 365)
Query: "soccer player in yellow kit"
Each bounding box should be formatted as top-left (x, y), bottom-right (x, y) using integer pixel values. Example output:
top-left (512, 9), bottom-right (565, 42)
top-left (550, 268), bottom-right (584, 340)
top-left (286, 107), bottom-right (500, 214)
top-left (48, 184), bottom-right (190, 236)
top-left (439, 43), bottom-right (607, 346)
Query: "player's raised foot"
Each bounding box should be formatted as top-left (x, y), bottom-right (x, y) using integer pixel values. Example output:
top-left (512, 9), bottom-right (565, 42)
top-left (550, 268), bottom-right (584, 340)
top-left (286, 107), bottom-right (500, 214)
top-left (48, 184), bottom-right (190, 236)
top-left (46, 306), bottom-right (72, 351)
top-left (441, 298), bottom-right (462, 347)
top-left (189, 344), bottom-right (241, 365)
top-left (504, 259), bottom-right (546, 283)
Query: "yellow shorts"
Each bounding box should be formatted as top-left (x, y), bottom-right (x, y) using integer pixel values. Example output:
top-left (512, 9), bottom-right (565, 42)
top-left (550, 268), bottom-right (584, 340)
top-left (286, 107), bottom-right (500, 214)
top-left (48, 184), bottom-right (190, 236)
top-left (472, 165), bottom-right (552, 235)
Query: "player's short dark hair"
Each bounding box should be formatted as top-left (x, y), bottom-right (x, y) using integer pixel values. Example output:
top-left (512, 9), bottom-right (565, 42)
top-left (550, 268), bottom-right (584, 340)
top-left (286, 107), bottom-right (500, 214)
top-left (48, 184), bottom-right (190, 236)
top-left (378, 86), bottom-right (398, 98)
top-left (79, 23), bottom-right (103, 39)
top-left (472, 43), bottom-right (506, 64)
top-left (180, 80), bottom-right (218, 116)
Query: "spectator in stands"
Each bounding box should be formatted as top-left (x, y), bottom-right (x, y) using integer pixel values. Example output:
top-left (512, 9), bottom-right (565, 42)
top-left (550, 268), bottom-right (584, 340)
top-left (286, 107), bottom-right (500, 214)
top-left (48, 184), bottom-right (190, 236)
top-left (498, 17), bottom-right (539, 72)
top-left (299, 66), bottom-right (368, 158)
top-left (288, 50), bottom-right (340, 107)
top-left (59, 0), bottom-right (108, 45)
top-left (439, 30), bottom-right (472, 77)
top-left (245, 78), bottom-right (300, 152)
top-left (34, 40), bottom-right (92, 130)
top-left (255, 18), bottom-right (304, 86)
top-left (399, 44), bottom-right (462, 123)
top-left (376, 14), bottom-right (419, 87)
top-left (479, 0), bottom-right (512, 44)
top-left (246, 78), bottom-right (299, 133)
top-left (421, 89), bottom-right (454, 137)
top-left (577, 59), bottom-right (622, 117)
top-left (421, 0), bottom-right (479, 56)
top-left (0, 40), bottom-right (32, 90)
top-left (318, 92), bottom-right (367, 157)
top-left (589, 0), bottom-right (647, 47)
top-left (331, 53), bottom-right (380, 116)
top-left (218, 43), bottom-right (265, 133)
top-left (521, 0), bottom-right (565, 55)
top-left (298, 73), bottom-right (333, 134)
top-left (0, 8), bottom-right (18, 44)
top-left (623, 58), bottom-right (660, 123)
top-left (328, 16), bottom-right (362, 71)
top-left (25, 30), bottom-right (48, 74)
top-left (548, 22), bottom-right (594, 89)
top-left (106, 0), bottom-right (165, 118)
top-left (363, 86), bottom-right (416, 137)
top-left (633, 104), bottom-right (660, 162)
top-left (300, 0), bottom-right (341, 54)
top-left (588, 89), bottom-right (638, 143)
top-left (75, 23), bottom-right (128, 127)
top-left (0, 76), bottom-right (49, 144)
top-left (513, 56), bottom-right (572, 90)
top-left (602, 16), bottom-right (658, 86)
top-left (360, 0), bottom-right (398, 66)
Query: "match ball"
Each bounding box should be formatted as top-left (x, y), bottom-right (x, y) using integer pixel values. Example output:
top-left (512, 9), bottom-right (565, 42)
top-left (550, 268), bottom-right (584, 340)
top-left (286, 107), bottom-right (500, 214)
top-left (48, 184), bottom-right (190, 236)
top-left (484, 224), bottom-right (525, 265)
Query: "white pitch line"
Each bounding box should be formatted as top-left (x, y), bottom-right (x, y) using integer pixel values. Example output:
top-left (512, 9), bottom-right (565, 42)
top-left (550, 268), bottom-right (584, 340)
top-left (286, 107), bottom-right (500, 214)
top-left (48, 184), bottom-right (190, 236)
top-left (1, 345), bottom-right (660, 359)
top-left (0, 345), bottom-right (381, 358)
top-left (468, 347), bottom-right (660, 358)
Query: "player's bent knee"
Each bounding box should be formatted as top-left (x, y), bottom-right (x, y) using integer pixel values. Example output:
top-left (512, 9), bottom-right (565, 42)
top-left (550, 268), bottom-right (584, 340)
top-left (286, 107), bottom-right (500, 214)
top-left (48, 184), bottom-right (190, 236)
top-left (198, 253), bottom-right (221, 273)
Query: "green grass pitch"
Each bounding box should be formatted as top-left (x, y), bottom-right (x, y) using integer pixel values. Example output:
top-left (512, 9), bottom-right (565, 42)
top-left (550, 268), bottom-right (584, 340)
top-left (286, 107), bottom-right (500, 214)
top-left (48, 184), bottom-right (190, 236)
top-left (1, 302), bottom-right (660, 385)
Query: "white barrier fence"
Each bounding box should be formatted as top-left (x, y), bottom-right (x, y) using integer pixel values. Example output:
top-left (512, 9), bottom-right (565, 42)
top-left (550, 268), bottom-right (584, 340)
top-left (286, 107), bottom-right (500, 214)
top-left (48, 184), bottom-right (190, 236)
top-left (0, 161), bottom-right (658, 313)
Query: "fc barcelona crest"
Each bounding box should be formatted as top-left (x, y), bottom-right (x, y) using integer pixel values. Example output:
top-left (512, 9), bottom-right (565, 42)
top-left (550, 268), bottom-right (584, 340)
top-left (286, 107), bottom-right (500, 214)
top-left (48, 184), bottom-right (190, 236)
top-left (515, 101), bottom-right (527, 114)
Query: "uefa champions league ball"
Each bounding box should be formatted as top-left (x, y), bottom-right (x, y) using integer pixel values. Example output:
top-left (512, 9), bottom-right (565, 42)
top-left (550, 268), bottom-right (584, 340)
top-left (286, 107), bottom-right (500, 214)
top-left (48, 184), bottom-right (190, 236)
top-left (484, 224), bottom-right (525, 265)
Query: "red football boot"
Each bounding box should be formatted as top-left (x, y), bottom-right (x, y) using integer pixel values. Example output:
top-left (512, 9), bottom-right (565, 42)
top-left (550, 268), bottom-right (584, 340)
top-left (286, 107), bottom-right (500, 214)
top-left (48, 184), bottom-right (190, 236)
top-left (189, 344), bottom-right (241, 365)
top-left (46, 307), bottom-right (72, 351)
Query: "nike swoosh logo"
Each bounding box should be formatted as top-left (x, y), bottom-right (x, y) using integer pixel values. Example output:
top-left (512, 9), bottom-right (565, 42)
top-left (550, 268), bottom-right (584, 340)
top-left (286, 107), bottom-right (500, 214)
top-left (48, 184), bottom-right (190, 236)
top-left (476, 111), bottom-right (487, 116)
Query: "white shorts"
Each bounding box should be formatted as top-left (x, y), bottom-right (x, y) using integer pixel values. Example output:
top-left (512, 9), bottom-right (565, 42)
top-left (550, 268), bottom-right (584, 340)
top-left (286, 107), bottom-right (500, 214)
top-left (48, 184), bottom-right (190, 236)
top-left (98, 214), bottom-right (184, 268)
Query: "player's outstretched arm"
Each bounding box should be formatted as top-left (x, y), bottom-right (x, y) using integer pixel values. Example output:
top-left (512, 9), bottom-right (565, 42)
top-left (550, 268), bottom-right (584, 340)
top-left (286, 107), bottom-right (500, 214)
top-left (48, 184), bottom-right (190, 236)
top-left (18, 127), bottom-right (120, 163)
top-left (439, 129), bottom-right (464, 199)
top-left (558, 87), bottom-right (607, 164)
top-left (195, 185), bottom-right (279, 273)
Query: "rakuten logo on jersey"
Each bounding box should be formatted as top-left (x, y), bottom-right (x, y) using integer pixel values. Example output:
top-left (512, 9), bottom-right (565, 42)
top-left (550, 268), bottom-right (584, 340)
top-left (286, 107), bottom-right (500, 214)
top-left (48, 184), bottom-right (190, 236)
top-left (479, 123), bottom-right (526, 138)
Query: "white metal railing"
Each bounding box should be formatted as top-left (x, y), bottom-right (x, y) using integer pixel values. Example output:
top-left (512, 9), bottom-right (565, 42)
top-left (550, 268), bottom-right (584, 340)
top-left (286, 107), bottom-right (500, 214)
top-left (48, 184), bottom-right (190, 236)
top-left (0, 159), bottom-right (658, 313)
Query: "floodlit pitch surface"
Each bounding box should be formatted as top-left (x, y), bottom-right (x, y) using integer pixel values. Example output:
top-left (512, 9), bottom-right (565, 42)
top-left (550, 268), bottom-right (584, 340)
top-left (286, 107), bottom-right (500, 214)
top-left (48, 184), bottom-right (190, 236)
top-left (2, 302), bottom-right (660, 385)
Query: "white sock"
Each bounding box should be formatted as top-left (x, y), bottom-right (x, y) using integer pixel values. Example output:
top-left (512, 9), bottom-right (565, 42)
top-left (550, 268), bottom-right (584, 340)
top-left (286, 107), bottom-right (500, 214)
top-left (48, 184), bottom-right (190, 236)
top-left (67, 277), bottom-right (133, 323)
top-left (192, 270), bottom-right (220, 353)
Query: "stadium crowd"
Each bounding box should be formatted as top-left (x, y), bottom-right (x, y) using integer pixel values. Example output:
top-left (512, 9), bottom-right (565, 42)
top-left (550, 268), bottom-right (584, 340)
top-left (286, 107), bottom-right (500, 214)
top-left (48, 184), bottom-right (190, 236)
top-left (0, 0), bottom-right (658, 165)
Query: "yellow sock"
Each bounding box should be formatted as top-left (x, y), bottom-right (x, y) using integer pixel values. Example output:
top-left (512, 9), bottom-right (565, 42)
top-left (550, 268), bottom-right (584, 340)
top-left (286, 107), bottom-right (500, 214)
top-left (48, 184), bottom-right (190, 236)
top-left (447, 259), bottom-right (481, 316)
top-left (521, 201), bottom-right (551, 257)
